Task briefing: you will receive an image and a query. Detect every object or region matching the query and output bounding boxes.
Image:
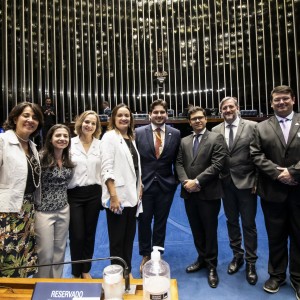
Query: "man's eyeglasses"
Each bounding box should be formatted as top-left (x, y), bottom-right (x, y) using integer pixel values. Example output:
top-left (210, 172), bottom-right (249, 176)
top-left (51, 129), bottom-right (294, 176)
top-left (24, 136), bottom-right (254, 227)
top-left (272, 97), bottom-right (292, 103)
top-left (190, 116), bottom-right (205, 121)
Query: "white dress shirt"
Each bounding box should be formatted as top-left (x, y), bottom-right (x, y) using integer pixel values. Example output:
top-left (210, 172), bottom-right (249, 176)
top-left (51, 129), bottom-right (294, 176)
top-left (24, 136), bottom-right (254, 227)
top-left (225, 117), bottom-right (240, 148)
top-left (151, 123), bottom-right (166, 150)
top-left (68, 136), bottom-right (102, 189)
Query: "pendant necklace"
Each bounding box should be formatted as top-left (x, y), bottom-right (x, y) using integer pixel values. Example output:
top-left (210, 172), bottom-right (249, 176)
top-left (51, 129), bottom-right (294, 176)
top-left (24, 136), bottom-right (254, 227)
top-left (26, 154), bottom-right (41, 188)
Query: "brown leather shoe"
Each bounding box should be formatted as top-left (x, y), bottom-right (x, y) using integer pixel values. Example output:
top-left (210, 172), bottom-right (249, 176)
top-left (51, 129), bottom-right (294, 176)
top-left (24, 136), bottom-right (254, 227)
top-left (140, 256), bottom-right (150, 277)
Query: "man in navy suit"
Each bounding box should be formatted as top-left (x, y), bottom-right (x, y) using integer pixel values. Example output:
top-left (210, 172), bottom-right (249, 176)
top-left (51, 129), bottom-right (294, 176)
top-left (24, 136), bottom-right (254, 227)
top-left (175, 106), bottom-right (227, 288)
top-left (251, 85), bottom-right (300, 299)
top-left (135, 99), bottom-right (181, 276)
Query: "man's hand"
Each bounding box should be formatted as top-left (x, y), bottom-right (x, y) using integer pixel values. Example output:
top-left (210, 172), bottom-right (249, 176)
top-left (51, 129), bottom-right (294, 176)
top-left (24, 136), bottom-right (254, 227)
top-left (183, 179), bottom-right (201, 193)
top-left (277, 167), bottom-right (298, 185)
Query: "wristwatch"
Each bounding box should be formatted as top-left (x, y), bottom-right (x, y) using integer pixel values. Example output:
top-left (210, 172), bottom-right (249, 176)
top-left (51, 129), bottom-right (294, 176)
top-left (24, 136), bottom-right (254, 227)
top-left (194, 179), bottom-right (201, 188)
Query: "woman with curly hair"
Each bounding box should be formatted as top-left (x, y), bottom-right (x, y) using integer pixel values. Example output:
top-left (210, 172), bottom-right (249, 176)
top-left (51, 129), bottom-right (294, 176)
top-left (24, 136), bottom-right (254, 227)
top-left (0, 102), bottom-right (43, 277)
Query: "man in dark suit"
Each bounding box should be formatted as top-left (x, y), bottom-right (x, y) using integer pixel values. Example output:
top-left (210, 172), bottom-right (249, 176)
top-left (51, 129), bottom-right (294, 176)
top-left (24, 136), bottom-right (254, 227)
top-left (250, 85), bottom-right (300, 299)
top-left (212, 97), bottom-right (258, 285)
top-left (103, 101), bottom-right (112, 116)
top-left (175, 106), bottom-right (227, 288)
top-left (42, 97), bottom-right (56, 142)
top-left (135, 99), bottom-right (181, 276)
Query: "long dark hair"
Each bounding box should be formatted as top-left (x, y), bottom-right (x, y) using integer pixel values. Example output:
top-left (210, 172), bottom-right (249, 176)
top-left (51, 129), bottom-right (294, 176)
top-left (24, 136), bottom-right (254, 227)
top-left (108, 103), bottom-right (135, 140)
top-left (3, 102), bottom-right (44, 137)
top-left (40, 124), bottom-right (75, 169)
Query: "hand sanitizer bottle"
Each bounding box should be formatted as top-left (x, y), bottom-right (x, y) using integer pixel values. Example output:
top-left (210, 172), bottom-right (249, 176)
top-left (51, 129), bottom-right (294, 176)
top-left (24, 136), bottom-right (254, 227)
top-left (143, 246), bottom-right (171, 300)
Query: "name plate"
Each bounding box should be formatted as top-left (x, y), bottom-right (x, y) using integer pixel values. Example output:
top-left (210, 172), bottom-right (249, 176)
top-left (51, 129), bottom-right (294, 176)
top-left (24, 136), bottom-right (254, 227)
top-left (32, 282), bottom-right (102, 300)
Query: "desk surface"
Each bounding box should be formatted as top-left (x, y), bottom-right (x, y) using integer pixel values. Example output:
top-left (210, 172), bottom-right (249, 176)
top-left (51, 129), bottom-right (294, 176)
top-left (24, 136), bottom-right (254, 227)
top-left (0, 278), bottom-right (178, 300)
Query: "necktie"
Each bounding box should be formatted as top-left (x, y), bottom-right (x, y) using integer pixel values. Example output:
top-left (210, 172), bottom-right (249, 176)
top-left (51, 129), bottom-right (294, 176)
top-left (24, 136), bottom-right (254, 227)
top-left (193, 134), bottom-right (201, 157)
top-left (279, 118), bottom-right (290, 143)
top-left (154, 128), bottom-right (162, 159)
top-left (227, 124), bottom-right (234, 150)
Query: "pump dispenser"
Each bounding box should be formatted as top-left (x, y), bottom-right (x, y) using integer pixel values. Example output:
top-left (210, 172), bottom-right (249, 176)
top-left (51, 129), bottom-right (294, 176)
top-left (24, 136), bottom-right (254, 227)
top-left (143, 246), bottom-right (171, 300)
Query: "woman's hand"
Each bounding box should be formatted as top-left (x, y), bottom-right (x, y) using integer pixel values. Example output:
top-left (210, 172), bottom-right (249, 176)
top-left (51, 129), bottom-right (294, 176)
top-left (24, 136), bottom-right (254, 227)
top-left (110, 195), bottom-right (121, 213)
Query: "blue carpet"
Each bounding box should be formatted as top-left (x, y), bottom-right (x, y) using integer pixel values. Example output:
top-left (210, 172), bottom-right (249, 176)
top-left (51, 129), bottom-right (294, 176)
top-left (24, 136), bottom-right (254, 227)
top-left (64, 187), bottom-right (295, 299)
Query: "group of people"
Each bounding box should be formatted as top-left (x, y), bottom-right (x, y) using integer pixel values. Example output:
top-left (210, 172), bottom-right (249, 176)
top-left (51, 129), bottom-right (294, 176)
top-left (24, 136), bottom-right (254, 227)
top-left (0, 85), bottom-right (299, 300)
top-left (176, 85), bottom-right (299, 300)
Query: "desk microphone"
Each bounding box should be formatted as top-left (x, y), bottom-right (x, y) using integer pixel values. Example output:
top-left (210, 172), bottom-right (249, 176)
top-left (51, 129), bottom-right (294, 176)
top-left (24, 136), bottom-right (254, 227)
top-left (1, 256), bottom-right (132, 292)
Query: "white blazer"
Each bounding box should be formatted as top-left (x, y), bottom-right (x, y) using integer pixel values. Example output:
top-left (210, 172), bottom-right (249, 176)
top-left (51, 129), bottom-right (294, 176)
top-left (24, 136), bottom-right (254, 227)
top-left (0, 130), bottom-right (41, 212)
top-left (100, 130), bottom-right (141, 207)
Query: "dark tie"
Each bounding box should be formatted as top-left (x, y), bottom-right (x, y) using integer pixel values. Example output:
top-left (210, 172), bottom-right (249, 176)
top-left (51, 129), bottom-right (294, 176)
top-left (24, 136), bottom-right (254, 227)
top-left (193, 134), bottom-right (201, 157)
top-left (227, 124), bottom-right (234, 150)
top-left (279, 118), bottom-right (290, 143)
top-left (154, 128), bottom-right (162, 159)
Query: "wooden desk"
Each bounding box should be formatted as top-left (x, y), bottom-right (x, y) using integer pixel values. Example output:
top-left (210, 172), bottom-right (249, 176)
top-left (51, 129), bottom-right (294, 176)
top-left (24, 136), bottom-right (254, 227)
top-left (0, 278), bottom-right (179, 300)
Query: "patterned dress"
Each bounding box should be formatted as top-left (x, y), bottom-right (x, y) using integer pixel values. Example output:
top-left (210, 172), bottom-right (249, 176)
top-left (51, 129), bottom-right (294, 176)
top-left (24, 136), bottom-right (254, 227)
top-left (0, 156), bottom-right (40, 277)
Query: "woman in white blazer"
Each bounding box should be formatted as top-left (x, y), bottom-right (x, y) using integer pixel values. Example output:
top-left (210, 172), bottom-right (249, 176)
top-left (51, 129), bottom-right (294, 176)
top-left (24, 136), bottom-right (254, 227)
top-left (100, 103), bottom-right (142, 275)
top-left (0, 102), bottom-right (43, 277)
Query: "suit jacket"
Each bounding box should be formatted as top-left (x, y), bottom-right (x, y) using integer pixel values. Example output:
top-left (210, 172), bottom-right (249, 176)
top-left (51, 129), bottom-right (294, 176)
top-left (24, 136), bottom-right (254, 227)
top-left (250, 113), bottom-right (300, 202)
top-left (135, 124), bottom-right (181, 193)
top-left (212, 118), bottom-right (257, 189)
top-left (175, 130), bottom-right (227, 200)
top-left (100, 130), bottom-right (142, 207)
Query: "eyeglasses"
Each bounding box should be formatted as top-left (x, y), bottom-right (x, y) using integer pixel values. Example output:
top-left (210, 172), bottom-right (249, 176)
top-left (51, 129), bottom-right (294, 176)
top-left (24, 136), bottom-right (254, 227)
top-left (190, 116), bottom-right (205, 121)
top-left (272, 97), bottom-right (292, 103)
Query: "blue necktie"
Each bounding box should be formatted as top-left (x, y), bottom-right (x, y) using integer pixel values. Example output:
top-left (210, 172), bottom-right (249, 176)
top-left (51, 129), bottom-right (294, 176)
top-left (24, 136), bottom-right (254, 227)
top-left (193, 134), bottom-right (201, 157)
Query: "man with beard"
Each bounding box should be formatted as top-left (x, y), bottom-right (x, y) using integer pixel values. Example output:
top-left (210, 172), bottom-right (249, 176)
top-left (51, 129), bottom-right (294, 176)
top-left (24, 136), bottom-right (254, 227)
top-left (135, 99), bottom-right (181, 277)
top-left (212, 97), bottom-right (258, 285)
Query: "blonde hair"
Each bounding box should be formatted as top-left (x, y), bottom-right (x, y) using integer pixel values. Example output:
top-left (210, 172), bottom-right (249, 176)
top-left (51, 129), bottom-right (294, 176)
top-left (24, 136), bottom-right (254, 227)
top-left (74, 110), bottom-right (102, 139)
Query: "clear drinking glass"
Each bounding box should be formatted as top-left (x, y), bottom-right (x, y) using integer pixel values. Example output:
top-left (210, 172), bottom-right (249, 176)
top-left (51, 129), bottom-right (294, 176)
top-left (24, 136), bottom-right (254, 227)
top-left (103, 264), bottom-right (124, 300)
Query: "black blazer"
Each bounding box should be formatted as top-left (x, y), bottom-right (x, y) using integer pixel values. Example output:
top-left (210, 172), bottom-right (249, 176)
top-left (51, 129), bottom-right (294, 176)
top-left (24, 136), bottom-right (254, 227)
top-left (250, 113), bottom-right (300, 202)
top-left (175, 130), bottom-right (227, 200)
top-left (212, 118), bottom-right (257, 189)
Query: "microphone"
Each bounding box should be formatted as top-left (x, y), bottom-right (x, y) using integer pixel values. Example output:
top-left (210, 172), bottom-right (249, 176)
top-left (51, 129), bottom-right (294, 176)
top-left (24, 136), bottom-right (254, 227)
top-left (1, 256), bottom-right (131, 293)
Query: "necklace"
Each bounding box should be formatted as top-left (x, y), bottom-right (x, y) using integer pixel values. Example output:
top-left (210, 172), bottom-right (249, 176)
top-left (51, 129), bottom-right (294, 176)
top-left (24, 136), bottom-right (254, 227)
top-left (15, 132), bottom-right (29, 143)
top-left (26, 154), bottom-right (41, 188)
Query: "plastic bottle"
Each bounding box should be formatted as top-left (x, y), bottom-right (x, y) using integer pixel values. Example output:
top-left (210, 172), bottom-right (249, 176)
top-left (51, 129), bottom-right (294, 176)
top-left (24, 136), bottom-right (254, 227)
top-left (143, 246), bottom-right (171, 300)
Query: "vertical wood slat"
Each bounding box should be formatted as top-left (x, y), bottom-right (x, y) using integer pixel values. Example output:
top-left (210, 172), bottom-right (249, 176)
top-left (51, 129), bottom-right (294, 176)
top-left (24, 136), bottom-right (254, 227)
top-left (0, 1), bottom-right (299, 121)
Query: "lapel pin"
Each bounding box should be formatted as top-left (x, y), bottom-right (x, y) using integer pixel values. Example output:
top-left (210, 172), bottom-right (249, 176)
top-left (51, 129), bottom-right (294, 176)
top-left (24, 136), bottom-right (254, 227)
top-left (168, 132), bottom-right (172, 135)
top-left (295, 122), bottom-right (299, 126)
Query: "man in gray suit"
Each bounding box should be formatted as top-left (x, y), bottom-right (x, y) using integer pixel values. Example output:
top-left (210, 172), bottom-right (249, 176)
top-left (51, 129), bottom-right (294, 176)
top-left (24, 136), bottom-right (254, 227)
top-left (212, 97), bottom-right (258, 285)
top-left (175, 106), bottom-right (227, 288)
top-left (135, 100), bottom-right (181, 277)
top-left (251, 85), bottom-right (300, 299)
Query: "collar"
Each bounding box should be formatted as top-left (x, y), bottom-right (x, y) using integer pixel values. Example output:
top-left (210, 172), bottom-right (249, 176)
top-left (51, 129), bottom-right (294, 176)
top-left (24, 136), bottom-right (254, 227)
top-left (225, 116), bottom-right (240, 128)
top-left (193, 128), bottom-right (206, 137)
top-left (275, 111), bottom-right (294, 122)
top-left (151, 124), bottom-right (166, 133)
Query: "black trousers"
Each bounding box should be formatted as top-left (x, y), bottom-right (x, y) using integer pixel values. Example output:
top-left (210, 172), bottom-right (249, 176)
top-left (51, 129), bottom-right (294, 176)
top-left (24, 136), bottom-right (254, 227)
top-left (68, 185), bottom-right (102, 277)
top-left (138, 182), bottom-right (176, 256)
top-left (261, 192), bottom-right (300, 286)
top-left (106, 206), bottom-right (137, 273)
top-left (184, 194), bottom-right (221, 269)
top-left (222, 179), bottom-right (258, 263)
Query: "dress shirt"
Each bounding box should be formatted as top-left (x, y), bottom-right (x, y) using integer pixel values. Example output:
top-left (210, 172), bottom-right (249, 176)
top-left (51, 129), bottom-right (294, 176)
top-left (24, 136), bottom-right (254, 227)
top-left (193, 128), bottom-right (206, 146)
top-left (275, 112), bottom-right (294, 143)
top-left (68, 136), bottom-right (102, 189)
top-left (151, 124), bottom-right (166, 150)
top-left (225, 117), bottom-right (240, 148)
